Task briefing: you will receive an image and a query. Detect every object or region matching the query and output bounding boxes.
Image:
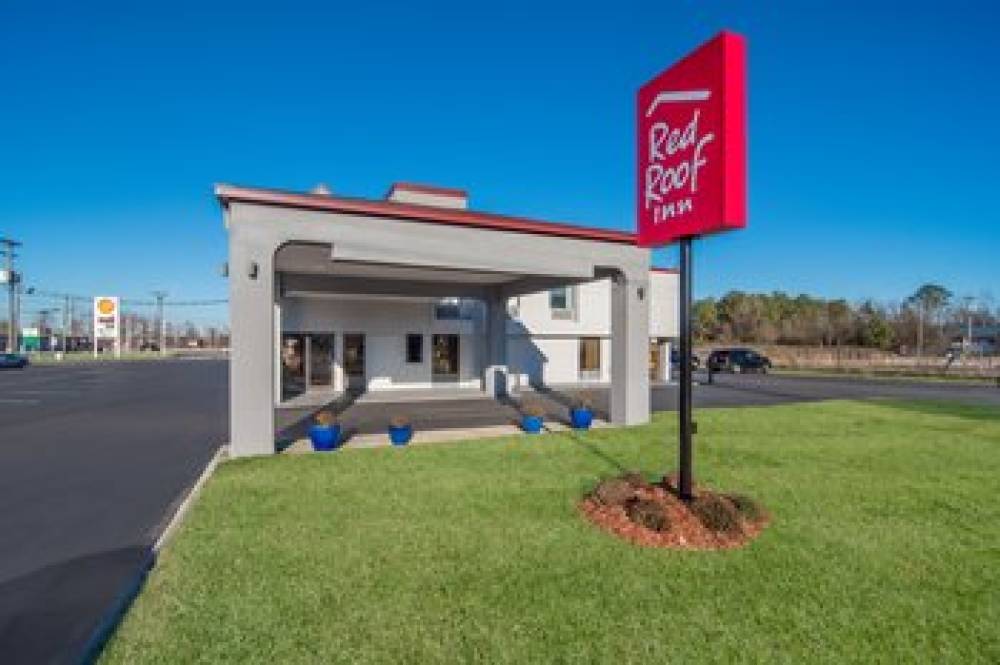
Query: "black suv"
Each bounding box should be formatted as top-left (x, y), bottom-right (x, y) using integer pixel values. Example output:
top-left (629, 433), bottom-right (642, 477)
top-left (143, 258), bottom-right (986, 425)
top-left (670, 348), bottom-right (701, 370)
top-left (707, 347), bottom-right (771, 374)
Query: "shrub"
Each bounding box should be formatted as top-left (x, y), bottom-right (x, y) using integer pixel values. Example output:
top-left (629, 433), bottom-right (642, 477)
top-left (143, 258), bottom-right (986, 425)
top-left (314, 410), bottom-right (337, 426)
top-left (726, 493), bottom-right (765, 522)
top-left (522, 402), bottom-right (546, 418)
top-left (618, 470), bottom-right (652, 490)
top-left (626, 498), bottom-right (670, 532)
top-left (590, 478), bottom-right (635, 507)
top-left (572, 390), bottom-right (595, 410)
top-left (389, 415), bottom-right (411, 428)
top-left (690, 494), bottom-right (741, 534)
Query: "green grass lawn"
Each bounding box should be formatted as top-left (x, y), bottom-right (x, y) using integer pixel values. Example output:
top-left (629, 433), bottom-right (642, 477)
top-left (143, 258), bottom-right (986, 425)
top-left (103, 400), bottom-right (1000, 664)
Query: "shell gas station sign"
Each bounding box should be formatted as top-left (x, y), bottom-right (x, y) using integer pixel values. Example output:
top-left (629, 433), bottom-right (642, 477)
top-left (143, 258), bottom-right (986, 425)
top-left (93, 296), bottom-right (120, 340)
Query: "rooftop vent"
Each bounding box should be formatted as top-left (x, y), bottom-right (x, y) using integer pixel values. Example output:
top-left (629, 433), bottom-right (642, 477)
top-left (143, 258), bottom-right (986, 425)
top-left (386, 182), bottom-right (468, 210)
top-left (310, 183), bottom-right (332, 196)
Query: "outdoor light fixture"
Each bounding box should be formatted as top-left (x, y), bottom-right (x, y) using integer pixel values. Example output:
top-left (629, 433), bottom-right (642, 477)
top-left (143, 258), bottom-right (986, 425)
top-left (248, 261), bottom-right (259, 280)
top-left (220, 262), bottom-right (229, 278)
top-left (637, 286), bottom-right (646, 301)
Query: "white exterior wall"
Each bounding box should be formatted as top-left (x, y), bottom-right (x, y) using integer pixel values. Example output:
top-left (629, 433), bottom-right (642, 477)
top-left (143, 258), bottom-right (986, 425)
top-left (281, 296), bottom-right (481, 391)
top-left (508, 271), bottom-right (677, 386)
top-left (279, 270), bottom-right (677, 398)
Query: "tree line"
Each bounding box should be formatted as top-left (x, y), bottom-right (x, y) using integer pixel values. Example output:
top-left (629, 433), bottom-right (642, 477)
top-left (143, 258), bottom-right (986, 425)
top-left (693, 283), bottom-right (997, 354)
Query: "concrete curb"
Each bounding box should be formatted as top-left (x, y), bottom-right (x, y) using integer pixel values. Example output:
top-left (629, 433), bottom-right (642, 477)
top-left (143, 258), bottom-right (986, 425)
top-left (154, 444), bottom-right (229, 553)
top-left (77, 444), bottom-right (228, 664)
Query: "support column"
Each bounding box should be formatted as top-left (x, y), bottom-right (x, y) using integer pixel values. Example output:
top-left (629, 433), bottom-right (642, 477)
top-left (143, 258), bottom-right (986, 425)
top-left (273, 301), bottom-right (282, 405)
top-left (659, 339), bottom-right (671, 383)
top-left (610, 271), bottom-right (650, 425)
top-left (332, 332), bottom-right (345, 393)
top-left (229, 227), bottom-right (276, 457)
top-left (484, 290), bottom-right (509, 398)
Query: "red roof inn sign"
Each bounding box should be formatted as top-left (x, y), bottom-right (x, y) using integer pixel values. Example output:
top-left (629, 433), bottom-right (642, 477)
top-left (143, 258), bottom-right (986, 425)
top-left (637, 31), bottom-right (746, 246)
top-left (637, 31), bottom-right (747, 501)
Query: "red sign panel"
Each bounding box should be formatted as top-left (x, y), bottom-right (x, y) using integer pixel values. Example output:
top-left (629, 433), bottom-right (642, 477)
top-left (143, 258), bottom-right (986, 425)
top-left (637, 31), bottom-right (747, 246)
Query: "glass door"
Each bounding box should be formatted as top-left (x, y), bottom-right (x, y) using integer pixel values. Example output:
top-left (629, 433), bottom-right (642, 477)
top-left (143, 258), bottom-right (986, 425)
top-left (432, 334), bottom-right (460, 381)
top-left (309, 334), bottom-right (334, 387)
top-left (343, 334), bottom-right (365, 391)
top-left (281, 333), bottom-right (306, 400)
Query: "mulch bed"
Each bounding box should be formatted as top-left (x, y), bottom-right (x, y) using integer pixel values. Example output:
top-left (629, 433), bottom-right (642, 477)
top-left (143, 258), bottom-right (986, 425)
top-left (579, 473), bottom-right (769, 551)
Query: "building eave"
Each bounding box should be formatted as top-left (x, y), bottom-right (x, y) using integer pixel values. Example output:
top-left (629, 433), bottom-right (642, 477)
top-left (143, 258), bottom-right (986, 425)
top-left (215, 184), bottom-right (638, 246)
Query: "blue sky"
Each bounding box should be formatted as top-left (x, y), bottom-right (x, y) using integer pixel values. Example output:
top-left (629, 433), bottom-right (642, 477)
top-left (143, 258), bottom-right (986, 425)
top-left (2, 1), bottom-right (997, 325)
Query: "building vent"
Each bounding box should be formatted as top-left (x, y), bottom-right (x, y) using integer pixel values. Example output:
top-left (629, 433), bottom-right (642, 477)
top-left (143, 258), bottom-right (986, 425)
top-left (386, 182), bottom-right (468, 209)
top-left (311, 183), bottom-right (332, 196)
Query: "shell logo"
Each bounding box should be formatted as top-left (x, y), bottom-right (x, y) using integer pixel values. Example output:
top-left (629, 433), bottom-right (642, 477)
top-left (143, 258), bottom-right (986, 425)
top-left (97, 298), bottom-right (116, 315)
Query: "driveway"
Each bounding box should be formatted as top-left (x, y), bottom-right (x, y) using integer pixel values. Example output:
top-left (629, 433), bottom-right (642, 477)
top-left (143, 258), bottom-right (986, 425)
top-left (0, 359), bottom-right (227, 665)
top-left (276, 371), bottom-right (1000, 441)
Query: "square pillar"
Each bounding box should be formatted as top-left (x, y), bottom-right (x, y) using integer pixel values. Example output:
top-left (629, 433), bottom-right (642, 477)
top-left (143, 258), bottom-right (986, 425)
top-left (610, 272), bottom-right (650, 425)
top-left (332, 332), bottom-right (345, 393)
top-left (229, 227), bottom-right (276, 457)
top-left (484, 290), bottom-right (508, 398)
top-left (658, 339), bottom-right (671, 383)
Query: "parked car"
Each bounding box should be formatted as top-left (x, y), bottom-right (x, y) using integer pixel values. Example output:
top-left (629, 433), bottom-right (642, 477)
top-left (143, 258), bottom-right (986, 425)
top-left (140, 342), bottom-right (160, 352)
top-left (707, 348), bottom-right (771, 374)
top-left (670, 348), bottom-right (701, 370)
top-left (0, 353), bottom-right (29, 369)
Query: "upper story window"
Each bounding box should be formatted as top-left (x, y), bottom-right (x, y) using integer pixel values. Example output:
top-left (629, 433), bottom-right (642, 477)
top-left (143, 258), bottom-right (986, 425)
top-left (549, 286), bottom-right (575, 320)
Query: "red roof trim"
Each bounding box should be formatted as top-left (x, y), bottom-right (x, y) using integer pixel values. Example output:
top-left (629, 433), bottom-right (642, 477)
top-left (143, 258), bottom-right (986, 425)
top-left (216, 184), bottom-right (637, 245)
top-left (651, 266), bottom-right (679, 274)
top-left (387, 182), bottom-right (468, 199)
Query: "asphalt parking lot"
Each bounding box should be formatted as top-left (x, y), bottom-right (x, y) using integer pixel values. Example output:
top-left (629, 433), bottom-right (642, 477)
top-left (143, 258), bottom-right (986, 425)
top-left (0, 359), bottom-right (227, 665)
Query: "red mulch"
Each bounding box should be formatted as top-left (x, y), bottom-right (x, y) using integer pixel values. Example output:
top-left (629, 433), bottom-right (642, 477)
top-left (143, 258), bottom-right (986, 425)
top-left (579, 476), bottom-right (769, 551)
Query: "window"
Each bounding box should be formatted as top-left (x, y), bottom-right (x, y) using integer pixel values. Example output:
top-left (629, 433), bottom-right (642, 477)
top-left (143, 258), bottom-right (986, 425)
top-left (435, 297), bottom-right (461, 320)
top-left (579, 337), bottom-right (601, 378)
top-left (549, 287), bottom-right (569, 311)
top-left (550, 286), bottom-right (575, 320)
top-left (406, 334), bottom-right (423, 364)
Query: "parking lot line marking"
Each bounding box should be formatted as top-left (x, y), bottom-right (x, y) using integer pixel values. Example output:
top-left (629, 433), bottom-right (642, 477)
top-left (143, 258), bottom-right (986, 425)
top-left (0, 398), bottom-right (41, 405)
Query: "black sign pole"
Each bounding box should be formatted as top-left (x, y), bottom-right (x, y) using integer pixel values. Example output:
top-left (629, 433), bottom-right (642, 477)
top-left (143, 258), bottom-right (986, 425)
top-left (678, 237), bottom-right (694, 501)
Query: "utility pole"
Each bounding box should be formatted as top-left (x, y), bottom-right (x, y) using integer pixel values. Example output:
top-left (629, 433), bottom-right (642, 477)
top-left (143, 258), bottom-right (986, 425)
top-left (152, 291), bottom-right (167, 357)
top-left (1, 237), bottom-right (21, 353)
top-left (59, 295), bottom-right (70, 359)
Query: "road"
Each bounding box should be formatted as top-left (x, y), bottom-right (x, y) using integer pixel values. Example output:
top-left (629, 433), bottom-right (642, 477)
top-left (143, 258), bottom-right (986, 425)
top-left (0, 359), bottom-right (227, 665)
top-left (657, 370), bottom-right (1000, 410)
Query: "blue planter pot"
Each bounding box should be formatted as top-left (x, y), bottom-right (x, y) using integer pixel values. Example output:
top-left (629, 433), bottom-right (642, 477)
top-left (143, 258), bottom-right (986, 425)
top-left (522, 414), bottom-right (544, 434)
top-left (309, 424), bottom-right (341, 451)
top-left (570, 407), bottom-right (593, 430)
top-left (389, 424), bottom-right (413, 446)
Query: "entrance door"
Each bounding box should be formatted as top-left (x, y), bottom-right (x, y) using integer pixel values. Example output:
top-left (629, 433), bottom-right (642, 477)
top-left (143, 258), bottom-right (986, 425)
top-left (343, 334), bottom-right (366, 391)
top-left (649, 339), bottom-right (661, 381)
top-left (309, 334), bottom-right (334, 387)
top-left (432, 334), bottom-right (460, 381)
top-left (281, 333), bottom-right (306, 400)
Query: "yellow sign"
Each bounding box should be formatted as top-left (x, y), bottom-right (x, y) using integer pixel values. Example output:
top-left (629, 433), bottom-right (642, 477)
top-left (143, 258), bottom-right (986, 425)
top-left (97, 298), bottom-right (116, 315)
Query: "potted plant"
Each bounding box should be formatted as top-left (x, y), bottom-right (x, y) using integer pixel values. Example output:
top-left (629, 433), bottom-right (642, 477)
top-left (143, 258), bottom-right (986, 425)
top-left (521, 402), bottom-right (545, 434)
top-left (570, 391), bottom-right (594, 430)
top-left (388, 415), bottom-right (413, 446)
top-left (309, 410), bottom-right (341, 451)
